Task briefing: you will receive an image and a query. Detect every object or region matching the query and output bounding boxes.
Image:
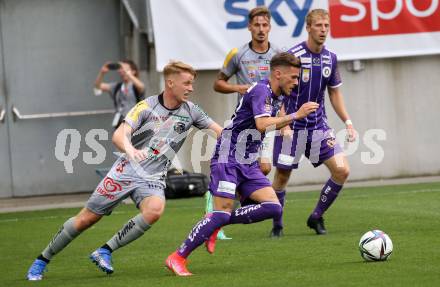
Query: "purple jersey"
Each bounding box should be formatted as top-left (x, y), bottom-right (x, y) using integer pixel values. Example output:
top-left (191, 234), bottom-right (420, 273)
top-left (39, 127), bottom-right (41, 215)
top-left (213, 79), bottom-right (284, 164)
top-left (285, 41), bottom-right (342, 130)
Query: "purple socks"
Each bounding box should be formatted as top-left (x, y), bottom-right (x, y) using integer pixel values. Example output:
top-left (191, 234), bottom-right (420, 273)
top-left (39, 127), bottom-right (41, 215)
top-left (177, 211), bottom-right (230, 258)
top-left (311, 178), bottom-right (343, 219)
top-left (230, 202), bottom-right (282, 224)
top-left (177, 201), bottom-right (282, 258)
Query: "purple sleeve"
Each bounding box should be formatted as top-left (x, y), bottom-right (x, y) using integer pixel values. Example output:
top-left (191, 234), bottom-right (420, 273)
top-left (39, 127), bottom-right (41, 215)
top-left (250, 86), bottom-right (271, 119)
top-left (328, 54), bottom-right (342, 88)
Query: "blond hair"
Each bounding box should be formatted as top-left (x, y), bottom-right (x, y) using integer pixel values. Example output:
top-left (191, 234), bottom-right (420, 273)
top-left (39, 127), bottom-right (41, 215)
top-left (163, 61), bottom-right (197, 79)
top-left (306, 9), bottom-right (329, 26)
top-left (248, 6), bottom-right (271, 23)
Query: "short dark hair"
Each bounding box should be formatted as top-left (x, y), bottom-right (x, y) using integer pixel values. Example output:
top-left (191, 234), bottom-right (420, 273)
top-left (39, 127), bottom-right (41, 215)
top-left (248, 6), bottom-right (271, 23)
top-left (270, 52), bottom-right (301, 70)
top-left (121, 59), bottom-right (139, 77)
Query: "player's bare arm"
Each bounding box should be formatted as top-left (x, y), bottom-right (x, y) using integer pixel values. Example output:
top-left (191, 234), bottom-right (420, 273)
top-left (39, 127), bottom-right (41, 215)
top-left (208, 122), bottom-right (223, 138)
top-left (112, 122), bottom-right (147, 162)
top-left (94, 62), bottom-right (112, 92)
top-left (255, 102), bottom-right (319, 132)
top-left (328, 86), bottom-right (356, 142)
top-left (278, 104), bottom-right (293, 136)
top-left (213, 71), bottom-right (251, 95)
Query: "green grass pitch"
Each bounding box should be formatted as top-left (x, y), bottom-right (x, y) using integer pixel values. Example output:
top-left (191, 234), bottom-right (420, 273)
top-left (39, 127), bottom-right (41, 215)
top-left (1, 182), bottom-right (439, 287)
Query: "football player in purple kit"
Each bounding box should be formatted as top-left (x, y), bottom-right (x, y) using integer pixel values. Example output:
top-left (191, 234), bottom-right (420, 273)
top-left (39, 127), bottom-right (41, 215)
top-left (209, 6), bottom-right (281, 240)
top-left (271, 9), bottom-right (357, 236)
top-left (165, 52), bottom-right (319, 276)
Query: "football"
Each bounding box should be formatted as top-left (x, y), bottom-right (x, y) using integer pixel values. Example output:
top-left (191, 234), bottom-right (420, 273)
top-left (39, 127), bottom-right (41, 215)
top-left (359, 230), bottom-right (393, 261)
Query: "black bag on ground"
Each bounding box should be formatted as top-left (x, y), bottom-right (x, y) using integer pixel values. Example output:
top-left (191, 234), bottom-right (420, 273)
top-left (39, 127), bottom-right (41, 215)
top-left (165, 169), bottom-right (209, 199)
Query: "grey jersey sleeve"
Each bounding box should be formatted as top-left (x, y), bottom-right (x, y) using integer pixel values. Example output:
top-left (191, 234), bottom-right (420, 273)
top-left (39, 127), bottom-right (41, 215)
top-left (123, 100), bottom-right (150, 131)
top-left (220, 47), bottom-right (239, 78)
top-left (190, 103), bottom-right (214, 130)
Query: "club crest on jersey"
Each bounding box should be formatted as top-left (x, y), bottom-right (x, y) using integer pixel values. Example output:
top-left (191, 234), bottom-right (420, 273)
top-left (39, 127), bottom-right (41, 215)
top-left (174, 121), bottom-right (186, 134)
top-left (323, 66), bottom-right (331, 78)
top-left (302, 69), bottom-right (310, 82)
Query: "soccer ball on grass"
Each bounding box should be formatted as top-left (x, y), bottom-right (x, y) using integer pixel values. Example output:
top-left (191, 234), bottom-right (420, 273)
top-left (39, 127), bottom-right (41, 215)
top-left (359, 230), bottom-right (393, 261)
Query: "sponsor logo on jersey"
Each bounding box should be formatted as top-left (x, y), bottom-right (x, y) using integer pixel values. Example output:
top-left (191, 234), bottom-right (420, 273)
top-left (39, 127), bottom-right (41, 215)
top-left (290, 45), bottom-right (303, 53)
top-left (242, 59), bottom-right (261, 65)
top-left (300, 57), bottom-right (311, 64)
top-left (313, 57), bottom-right (321, 66)
top-left (323, 66), bottom-right (332, 78)
top-left (294, 49), bottom-right (306, 57)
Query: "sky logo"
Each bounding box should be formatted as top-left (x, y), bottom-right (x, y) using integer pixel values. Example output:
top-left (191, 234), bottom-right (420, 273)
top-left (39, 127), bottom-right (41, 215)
top-left (224, 0), bottom-right (313, 37)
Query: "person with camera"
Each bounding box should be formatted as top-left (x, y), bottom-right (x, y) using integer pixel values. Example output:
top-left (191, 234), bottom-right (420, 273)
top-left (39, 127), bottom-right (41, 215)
top-left (94, 60), bottom-right (146, 129)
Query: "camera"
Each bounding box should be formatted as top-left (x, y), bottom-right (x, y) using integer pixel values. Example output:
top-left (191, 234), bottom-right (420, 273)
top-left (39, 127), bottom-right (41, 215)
top-left (107, 63), bottom-right (121, 70)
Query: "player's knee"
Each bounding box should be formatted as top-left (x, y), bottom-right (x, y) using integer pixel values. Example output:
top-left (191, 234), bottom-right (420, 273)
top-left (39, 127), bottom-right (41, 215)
top-left (334, 166), bottom-right (350, 183)
top-left (74, 215), bottom-right (97, 231)
top-left (141, 207), bottom-right (163, 224)
top-left (272, 203), bottom-right (283, 219)
top-left (263, 202), bottom-right (282, 219)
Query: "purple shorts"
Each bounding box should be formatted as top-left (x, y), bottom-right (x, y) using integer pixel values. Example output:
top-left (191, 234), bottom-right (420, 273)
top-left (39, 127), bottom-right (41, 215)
top-left (273, 129), bottom-right (342, 170)
top-left (209, 161), bottom-right (272, 203)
